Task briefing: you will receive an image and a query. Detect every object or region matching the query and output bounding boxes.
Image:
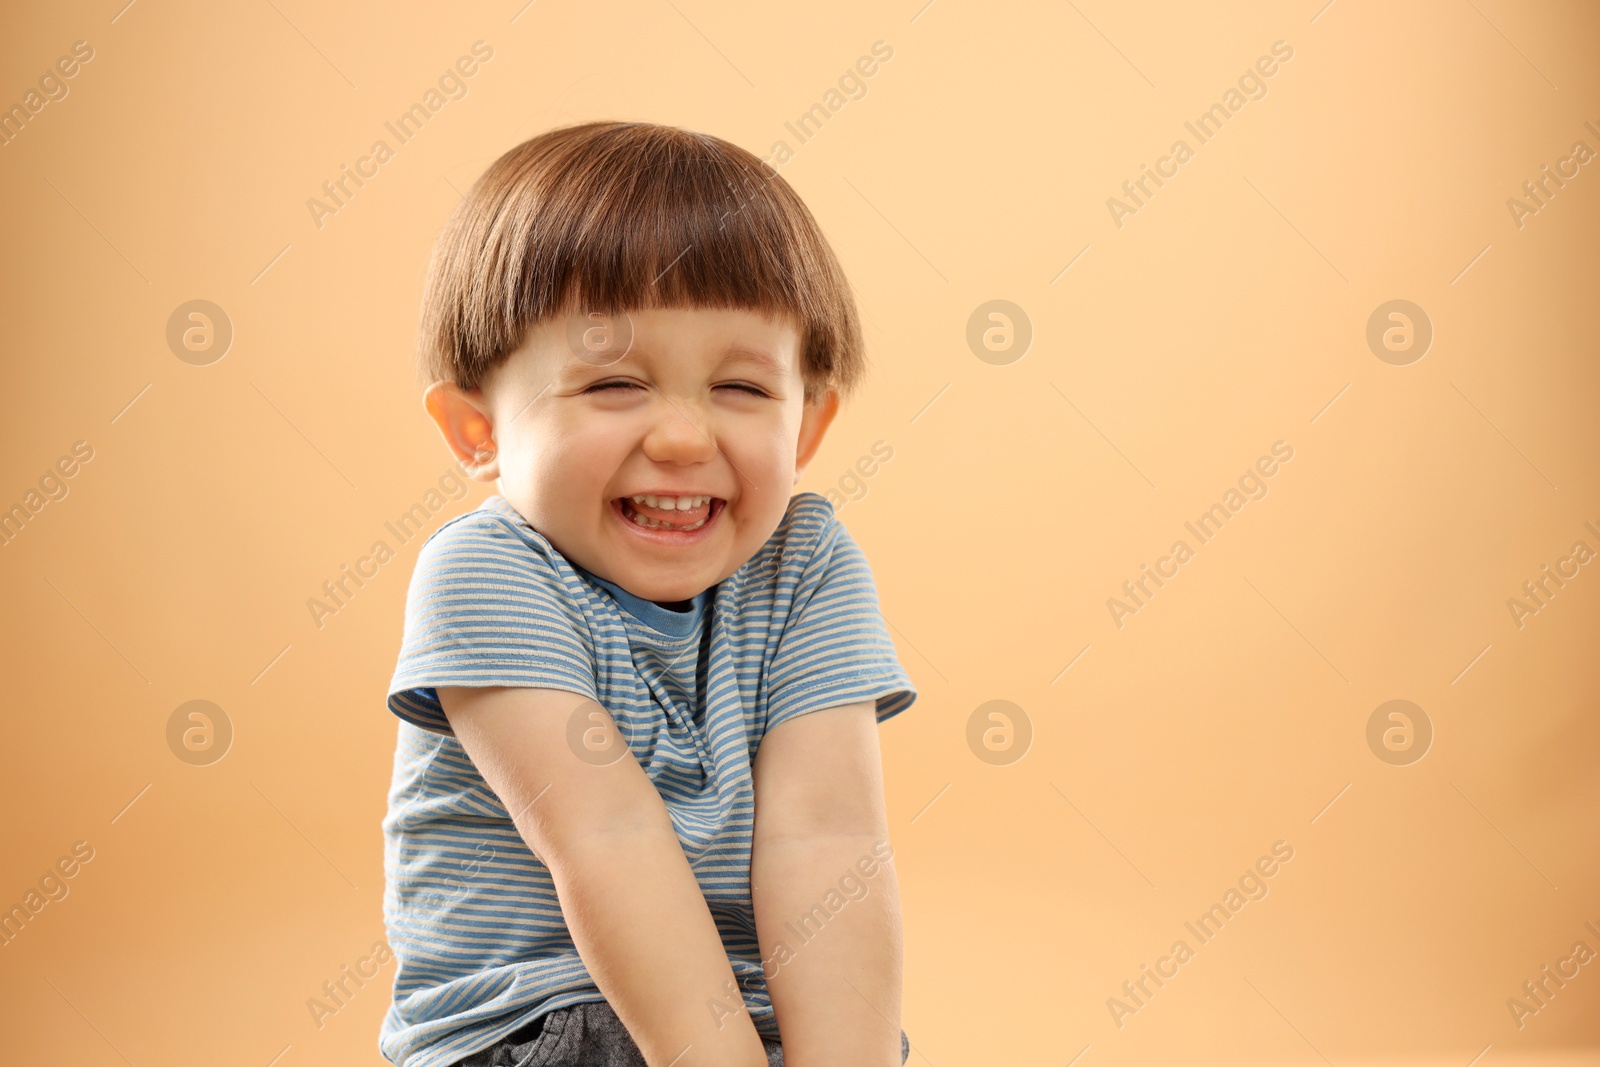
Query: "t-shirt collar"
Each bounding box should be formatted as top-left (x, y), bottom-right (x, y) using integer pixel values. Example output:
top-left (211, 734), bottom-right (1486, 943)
top-left (484, 496), bottom-right (711, 637)
top-left (584, 570), bottom-right (711, 638)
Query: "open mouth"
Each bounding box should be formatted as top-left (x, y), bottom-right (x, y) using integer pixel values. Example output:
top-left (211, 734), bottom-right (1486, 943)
top-left (614, 495), bottom-right (725, 535)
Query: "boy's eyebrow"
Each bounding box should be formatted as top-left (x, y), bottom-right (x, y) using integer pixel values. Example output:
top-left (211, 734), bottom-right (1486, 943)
top-left (554, 342), bottom-right (790, 379)
top-left (721, 345), bottom-right (790, 377)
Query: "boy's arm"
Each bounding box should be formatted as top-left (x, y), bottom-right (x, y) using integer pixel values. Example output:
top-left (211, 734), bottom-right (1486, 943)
top-left (750, 700), bottom-right (905, 1067)
top-left (440, 685), bottom-right (770, 1067)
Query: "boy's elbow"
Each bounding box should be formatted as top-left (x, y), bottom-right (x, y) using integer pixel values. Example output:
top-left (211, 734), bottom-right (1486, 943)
top-left (752, 814), bottom-right (889, 849)
top-left (528, 789), bottom-right (677, 872)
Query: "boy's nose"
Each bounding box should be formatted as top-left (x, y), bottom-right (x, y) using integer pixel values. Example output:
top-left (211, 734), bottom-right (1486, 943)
top-left (640, 398), bottom-right (720, 463)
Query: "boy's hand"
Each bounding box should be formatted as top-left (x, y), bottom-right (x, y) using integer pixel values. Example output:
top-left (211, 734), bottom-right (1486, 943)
top-left (441, 685), bottom-right (770, 1067)
top-left (750, 699), bottom-right (905, 1067)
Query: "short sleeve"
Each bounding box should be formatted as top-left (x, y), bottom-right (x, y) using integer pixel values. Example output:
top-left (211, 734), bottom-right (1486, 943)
top-left (765, 504), bottom-right (918, 733)
top-left (387, 510), bottom-right (599, 735)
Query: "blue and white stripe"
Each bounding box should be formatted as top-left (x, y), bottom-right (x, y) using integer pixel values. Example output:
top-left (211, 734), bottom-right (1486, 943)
top-left (380, 491), bottom-right (916, 1066)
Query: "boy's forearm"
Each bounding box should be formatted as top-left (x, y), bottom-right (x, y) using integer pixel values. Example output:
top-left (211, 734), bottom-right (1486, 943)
top-left (750, 834), bottom-right (904, 1067)
top-left (550, 827), bottom-right (770, 1067)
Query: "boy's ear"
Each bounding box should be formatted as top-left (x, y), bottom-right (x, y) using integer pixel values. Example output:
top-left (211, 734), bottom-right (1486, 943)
top-left (423, 382), bottom-right (499, 481)
top-left (792, 388), bottom-right (840, 485)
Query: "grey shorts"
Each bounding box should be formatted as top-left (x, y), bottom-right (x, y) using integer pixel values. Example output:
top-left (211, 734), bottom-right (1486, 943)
top-left (451, 999), bottom-right (911, 1067)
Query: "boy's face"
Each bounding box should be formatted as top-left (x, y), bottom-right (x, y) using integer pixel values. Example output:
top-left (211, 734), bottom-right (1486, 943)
top-left (426, 306), bottom-right (839, 606)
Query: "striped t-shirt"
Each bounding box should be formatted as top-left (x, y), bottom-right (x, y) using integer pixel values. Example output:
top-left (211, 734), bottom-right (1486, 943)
top-left (380, 491), bottom-right (917, 1067)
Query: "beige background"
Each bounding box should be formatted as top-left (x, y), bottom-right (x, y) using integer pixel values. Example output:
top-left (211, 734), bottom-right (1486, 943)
top-left (2, 0), bottom-right (1598, 1064)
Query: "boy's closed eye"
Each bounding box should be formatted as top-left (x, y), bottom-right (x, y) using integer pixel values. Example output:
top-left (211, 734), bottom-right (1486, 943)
top-left (583, 380), bottom-right (772, 397)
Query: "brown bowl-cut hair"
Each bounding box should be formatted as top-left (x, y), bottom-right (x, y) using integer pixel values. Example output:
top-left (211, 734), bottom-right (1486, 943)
top-left (416, 121), bottom-right (865, 404)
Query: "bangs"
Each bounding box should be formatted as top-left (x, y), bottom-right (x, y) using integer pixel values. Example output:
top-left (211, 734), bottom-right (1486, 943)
top-left (418, 122), bottom-right (862, 399)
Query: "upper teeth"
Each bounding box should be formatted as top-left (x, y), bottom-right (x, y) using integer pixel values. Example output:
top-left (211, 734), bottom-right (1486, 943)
top-left (630, 495), bottom-right (711, 510)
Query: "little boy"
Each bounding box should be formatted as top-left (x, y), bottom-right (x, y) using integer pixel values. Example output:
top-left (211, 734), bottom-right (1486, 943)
top-left (382, 121), bottom-right (917, 1067)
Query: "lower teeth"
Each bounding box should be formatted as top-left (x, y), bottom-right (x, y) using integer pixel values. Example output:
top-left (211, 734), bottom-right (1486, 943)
top-left (622, 501), bottom-right (710, 531)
